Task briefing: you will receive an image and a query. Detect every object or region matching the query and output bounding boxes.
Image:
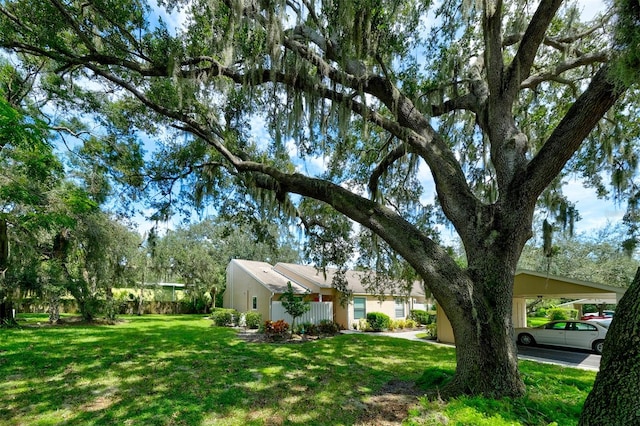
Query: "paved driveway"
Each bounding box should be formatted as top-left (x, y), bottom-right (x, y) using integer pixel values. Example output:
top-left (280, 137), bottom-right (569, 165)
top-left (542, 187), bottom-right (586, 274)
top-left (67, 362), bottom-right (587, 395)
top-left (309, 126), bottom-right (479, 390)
top-left (343, 329), bottom-right (601, 370)
top-left (517, 345), bottom-right (600, 370)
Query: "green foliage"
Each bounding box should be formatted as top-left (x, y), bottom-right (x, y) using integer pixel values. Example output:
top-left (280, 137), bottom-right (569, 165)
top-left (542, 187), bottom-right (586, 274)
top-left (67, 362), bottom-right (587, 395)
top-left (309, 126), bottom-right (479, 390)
top-left (244, 311), bottom-right (262, 329)
top-left (103, 298), bottom-right (122, 321)
top-left (318, 319), bottom-right (341, 335)
top-left (293, 322), bottom-right (318, 335)
top-left (211, 309), bottom-right (239, 327)
top-left (278, 282), bottom-right (310, 328)
top-left (389, 319), bottom-right (405, 330)
top-left (527, 317), bottom-right (550, 328)
top-left (366, 312), bottom-right (391, 331)
top-left (534, 307), bottom-right (547, 317)
top-left (547, 308), bottom-right (577, 321)
top-left (410, 309), bottom-right (434, 325)
top-left (611, 0), bottom-right (640, 88)
top-left (411, 361), bottom-right (594, 425)
top-left (405, 318), bottom-right (417, 329)
top-left (353, 317), bottom-right (370, 331)
top-left (423, 323), bottom-right (437, 339)
top-left (148, 217), bottom-right (301, 313)
top-left (1, 0), bottom-right (636, 399)
top-left (518, 225), bottom-right (637, 288)
top-left (416, 368), bottom-right (454, 389)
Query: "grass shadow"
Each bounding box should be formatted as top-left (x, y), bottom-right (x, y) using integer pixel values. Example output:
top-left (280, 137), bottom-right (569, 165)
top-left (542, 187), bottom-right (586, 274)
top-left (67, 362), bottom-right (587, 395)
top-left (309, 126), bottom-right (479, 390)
top-left (2, 315), bottom-right (448, 425)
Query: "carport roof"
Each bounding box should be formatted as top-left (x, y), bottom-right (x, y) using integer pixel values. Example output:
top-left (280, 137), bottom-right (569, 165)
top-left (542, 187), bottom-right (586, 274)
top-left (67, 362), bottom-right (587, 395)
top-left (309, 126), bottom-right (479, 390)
top-left (514, 269), bottom-right (626, 301)
top-left (558, 298), bottom-right (618, 306)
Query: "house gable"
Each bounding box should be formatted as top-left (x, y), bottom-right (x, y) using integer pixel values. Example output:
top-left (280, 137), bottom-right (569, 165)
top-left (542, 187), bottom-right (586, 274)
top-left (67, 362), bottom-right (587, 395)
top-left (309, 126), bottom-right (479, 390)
top-left (230, 259), bottom-right (309, 294)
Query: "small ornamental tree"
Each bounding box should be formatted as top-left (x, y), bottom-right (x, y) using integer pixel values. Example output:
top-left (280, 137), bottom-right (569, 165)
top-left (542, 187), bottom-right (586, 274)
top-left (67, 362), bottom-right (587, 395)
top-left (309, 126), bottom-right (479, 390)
top-left (279, 281), bottom-right (310, 331)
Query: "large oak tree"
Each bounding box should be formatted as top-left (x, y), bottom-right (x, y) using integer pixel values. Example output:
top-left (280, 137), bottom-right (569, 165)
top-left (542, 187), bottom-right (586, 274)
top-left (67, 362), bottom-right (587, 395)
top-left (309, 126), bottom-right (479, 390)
top-left (1, 0), bottom-right (639, 398)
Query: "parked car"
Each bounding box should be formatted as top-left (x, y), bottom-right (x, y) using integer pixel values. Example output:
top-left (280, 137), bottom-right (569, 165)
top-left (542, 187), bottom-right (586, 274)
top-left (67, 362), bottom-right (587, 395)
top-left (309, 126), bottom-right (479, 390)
top-left (587, 318), bottom-right (612, 328)
top-left (580, 310), bottom-right (614, 320)
top-left (515, 320), bottom-right (608, 354)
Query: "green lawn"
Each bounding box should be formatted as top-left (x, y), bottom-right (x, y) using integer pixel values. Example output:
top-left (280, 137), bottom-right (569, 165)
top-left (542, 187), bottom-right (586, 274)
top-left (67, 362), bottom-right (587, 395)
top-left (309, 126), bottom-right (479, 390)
top-left (1, 315), bottom-right (595, 425)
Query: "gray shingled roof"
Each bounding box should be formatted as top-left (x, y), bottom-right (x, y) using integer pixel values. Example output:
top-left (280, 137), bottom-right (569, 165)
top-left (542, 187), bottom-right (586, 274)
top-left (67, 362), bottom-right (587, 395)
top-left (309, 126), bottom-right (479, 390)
top-left (274, 262), bottom-right (426, 297)
top-left (231, 259), bottom-right (310, 294)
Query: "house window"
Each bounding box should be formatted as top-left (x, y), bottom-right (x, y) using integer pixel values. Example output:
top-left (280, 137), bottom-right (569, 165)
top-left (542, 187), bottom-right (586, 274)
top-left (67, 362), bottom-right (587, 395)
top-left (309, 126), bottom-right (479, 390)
top-left (394, 298), bottom-right (405, 318)
top-left (353, 297), bottom-right (366, 319)
top-left (252, 296), bottom-right (257, 310)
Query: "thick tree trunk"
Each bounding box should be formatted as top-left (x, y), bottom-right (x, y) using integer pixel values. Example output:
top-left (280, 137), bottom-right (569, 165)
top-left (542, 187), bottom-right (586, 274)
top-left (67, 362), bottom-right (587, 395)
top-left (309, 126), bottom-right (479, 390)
top-left (0, 218), bottom-right (8, 274)
top-left (48, 294), bottom-right (60, 324)
top-left (0, 300), bottom-right (16, 325)
top-left (439, 265), bottom-right (525, 398)
top-left (579, 268), bottom-right (640, 425)
top-left (0, 218), bottom-right (15, 326)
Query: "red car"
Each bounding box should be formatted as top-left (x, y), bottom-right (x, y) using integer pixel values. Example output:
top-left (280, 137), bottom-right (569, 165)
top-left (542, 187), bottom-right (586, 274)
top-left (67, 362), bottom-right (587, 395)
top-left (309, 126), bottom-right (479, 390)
top-left (580, 311), bottom-right (614, 320)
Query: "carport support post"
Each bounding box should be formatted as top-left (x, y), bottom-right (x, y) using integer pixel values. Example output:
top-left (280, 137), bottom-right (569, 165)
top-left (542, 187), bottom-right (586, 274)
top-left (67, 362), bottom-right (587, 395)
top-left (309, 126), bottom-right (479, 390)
top-left (579, 267), bottom-right (640, 425)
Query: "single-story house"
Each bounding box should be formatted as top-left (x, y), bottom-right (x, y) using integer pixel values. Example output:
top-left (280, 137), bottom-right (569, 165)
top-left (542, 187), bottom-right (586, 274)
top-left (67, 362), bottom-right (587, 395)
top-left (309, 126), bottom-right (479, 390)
top-left (224, 259), bottom-right (429, 328)
top-left (436, 269), bottom-right (627, 344)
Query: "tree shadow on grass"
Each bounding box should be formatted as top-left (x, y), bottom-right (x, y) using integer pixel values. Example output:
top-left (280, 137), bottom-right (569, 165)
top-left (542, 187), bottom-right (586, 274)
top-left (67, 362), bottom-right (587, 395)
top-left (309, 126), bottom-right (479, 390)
top-left (2, 317), bottom-right (592, 425)
top-left (1, 317), bottom-right (447, 425)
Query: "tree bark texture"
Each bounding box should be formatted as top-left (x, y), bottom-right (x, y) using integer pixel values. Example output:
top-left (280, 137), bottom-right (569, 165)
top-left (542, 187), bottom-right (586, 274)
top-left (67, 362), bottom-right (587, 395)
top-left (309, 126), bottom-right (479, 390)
top-left (0, 300), bottom-right (15, 325)
top-left (579, 268), bottom-right (640, 425)
top-left (0, 218), bottom-right (8, 273)
top-left (437, 246), bottom-right (526, 397)
top-left (0, 218), bottom-right (15, 325)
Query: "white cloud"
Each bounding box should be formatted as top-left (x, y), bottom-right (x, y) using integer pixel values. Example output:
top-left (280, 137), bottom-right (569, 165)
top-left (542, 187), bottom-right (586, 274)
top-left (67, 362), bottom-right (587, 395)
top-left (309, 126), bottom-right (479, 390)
top-left (579, 0), bottom-right (608, 21)
top-left (150, 0), bottom-right (189, 34)
top-left (564, 179), bottom-right (625, 232)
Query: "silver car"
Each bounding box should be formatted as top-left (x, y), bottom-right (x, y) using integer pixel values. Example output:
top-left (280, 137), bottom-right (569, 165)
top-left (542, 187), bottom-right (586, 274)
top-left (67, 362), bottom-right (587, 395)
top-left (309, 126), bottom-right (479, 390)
top-left (515, 320), bottom-right (608, 354)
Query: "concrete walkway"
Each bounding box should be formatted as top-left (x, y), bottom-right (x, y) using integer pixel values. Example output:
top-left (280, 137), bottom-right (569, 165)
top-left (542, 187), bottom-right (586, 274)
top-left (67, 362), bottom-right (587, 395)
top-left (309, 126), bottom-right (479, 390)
top-left (341, 329), bottom-right (440, 342)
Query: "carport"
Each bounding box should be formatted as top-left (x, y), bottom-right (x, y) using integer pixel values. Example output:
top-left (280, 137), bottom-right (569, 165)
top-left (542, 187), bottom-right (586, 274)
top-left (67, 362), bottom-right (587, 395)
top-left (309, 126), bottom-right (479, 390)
top-left (436, 269), bottom-right (627, 344)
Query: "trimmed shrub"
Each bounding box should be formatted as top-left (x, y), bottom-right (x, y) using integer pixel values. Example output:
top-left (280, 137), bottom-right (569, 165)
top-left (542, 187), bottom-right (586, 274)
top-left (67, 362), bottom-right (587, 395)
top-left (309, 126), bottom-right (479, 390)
top-left (244, 311), bottom-right (262, 329)
top-left (424, 323), bottom-right (437, 339)
top-left (535, 307), bottom-right (547, 317)
top-left (295, 322), bottom-right (318, 335)
top-left (405, 318), bottom-right (417, 329)
top-left (211, 309), bottom-right (240, 326)
top-left (547, 308), bottom-right (577, 321)
top-left (353, 318), bottom-right (370, 331)
top-left (410, 309), bottom-right (431, 325)
top-left (366, 312), bottom-right (391, 331)
top-left (318, 319), bottom-right (340, 335)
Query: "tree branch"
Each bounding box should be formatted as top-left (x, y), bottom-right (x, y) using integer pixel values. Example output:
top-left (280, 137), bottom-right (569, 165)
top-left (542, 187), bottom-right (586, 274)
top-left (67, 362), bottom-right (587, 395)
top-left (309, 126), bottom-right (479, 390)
top-left (430, 93), bottom-right (479, 116)
top-left (49, 0), bottom-right (97, 54)
top-left (368, 140), bottom-right (410, 199)
top-left (521, 66), bottom-right (623, 201)
top-left (482, 0), bottom-right (505, 97)
top-left (503, 0), bottom-right (563, 99)
top-left (520, 52), bottom-right (609, 89)
top-left (504, 10), bottom-right (612, 54)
